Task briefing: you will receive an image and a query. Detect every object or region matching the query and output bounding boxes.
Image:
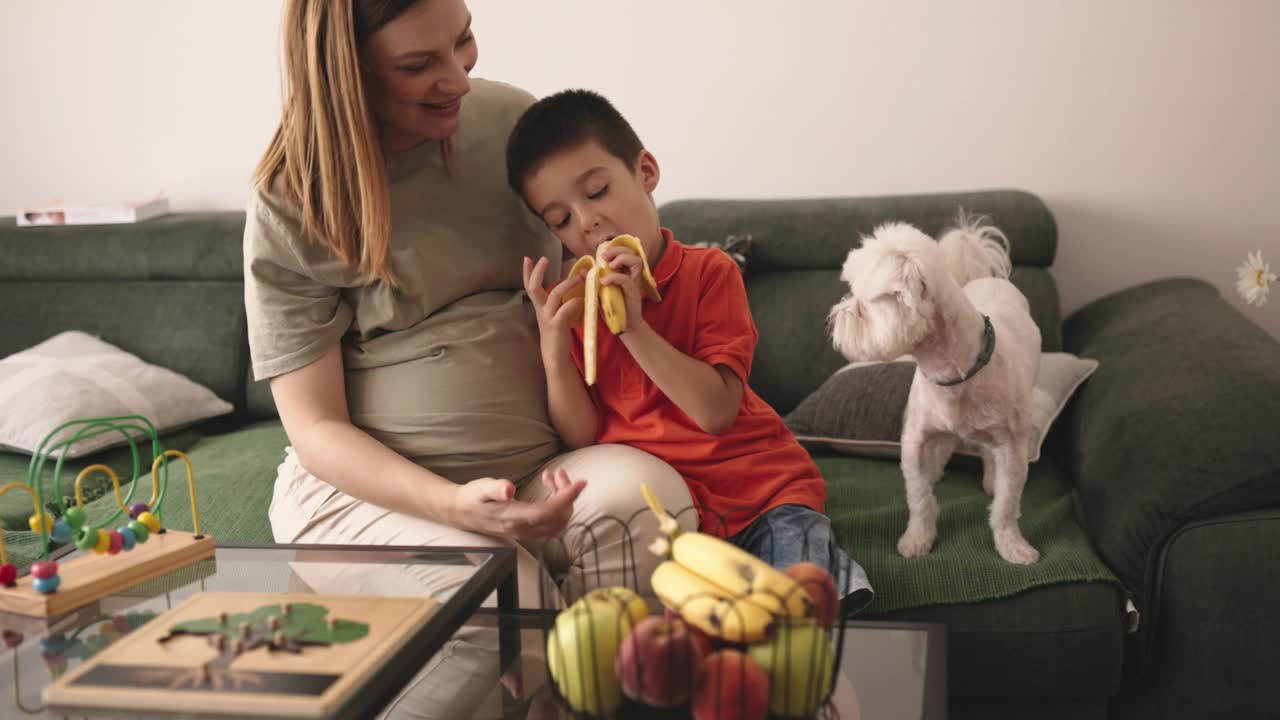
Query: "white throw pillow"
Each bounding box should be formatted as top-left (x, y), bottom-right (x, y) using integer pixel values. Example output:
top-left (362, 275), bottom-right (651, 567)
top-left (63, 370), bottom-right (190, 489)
top-left (0, 331), bottom-right (234, 458)
top-left (784, 352), bottom-right (1100, 464)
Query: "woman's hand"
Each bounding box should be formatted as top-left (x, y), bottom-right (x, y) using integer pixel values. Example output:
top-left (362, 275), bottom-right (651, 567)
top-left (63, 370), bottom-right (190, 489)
top-left (524, 256), bottom-right (585, 357)
top-left (451, 468), bottom-right (586, 541)
top-left (598, 245), bottom-right (647, 333)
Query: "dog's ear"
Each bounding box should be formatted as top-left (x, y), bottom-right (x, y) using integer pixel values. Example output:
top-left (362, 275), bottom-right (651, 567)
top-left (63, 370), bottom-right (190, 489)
top-left (895, 250), bottom-right (929, 310)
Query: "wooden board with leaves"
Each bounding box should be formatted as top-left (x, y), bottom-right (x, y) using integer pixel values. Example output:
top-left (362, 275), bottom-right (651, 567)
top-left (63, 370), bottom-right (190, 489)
top-left (43, 592), bottom-right (440, 718)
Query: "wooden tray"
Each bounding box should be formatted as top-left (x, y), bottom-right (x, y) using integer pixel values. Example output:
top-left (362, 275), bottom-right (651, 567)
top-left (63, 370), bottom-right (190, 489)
top-left (44, 591), bottom-right (440, 718)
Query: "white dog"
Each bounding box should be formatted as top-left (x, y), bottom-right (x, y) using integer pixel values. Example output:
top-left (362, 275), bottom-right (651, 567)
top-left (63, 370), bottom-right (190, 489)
top-left (828, 214), bottom-right (1042, 564)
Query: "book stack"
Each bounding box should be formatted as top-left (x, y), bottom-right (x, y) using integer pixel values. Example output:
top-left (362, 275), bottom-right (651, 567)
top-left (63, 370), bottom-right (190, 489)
top-left (17, 194), bottom-right (170, 227)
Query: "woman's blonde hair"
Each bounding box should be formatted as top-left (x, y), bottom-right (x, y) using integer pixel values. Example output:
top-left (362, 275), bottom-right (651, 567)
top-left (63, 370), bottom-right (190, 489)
top-left (253, 0), bottom-right (421, 286)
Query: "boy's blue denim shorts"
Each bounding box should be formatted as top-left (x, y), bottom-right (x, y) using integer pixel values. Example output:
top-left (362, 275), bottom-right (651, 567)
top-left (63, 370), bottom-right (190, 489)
top-left (727, 504), bottom-right (875, 617)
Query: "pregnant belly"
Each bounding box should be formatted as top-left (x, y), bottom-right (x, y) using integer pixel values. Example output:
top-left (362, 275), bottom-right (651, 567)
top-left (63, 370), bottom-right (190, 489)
top-left (343, 292), bottom-right (559, 483)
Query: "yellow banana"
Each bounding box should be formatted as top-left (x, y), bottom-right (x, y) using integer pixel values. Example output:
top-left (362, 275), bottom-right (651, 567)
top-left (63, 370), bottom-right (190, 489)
top-left (606, 234), bottom-right (662, 302)
top-left (561, 255), bottom-right (597, 313)
top-left (568, 234), bottom-right (661, 386)
top-left (650, 560), bottom-right (775, 643)
top-left (670, 532), bottom-right (815, 619)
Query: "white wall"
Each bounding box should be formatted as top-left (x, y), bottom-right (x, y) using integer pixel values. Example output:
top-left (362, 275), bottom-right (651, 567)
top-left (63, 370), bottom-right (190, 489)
top-left (2, 1), bottom-right (1277, 338)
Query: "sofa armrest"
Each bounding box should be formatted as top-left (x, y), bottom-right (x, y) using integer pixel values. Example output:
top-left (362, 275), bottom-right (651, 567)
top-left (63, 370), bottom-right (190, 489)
top-left (1062, 277), bottom-right (1280, 606)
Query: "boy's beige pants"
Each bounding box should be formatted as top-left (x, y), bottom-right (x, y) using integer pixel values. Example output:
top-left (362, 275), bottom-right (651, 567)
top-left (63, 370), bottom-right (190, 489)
top-left (269, 443), bottom-right (695, 719)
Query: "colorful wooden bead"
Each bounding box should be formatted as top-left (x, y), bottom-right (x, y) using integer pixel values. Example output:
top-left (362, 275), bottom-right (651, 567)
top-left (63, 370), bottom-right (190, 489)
top-left (137, 512), bottom-right (161, 534)
top-left (33, 575), bottom-right (60, 594)
top-left (107, 531), bottom-right (124, 555)
top-left (64, 506), bottom-right (86, 529)
top-left (118, 526), bottom-right (137, 551)
top-left (28, 512), bottom-right (54, 534)
top-left (93, 529), bottom-right (111, 555)
top-left (50, 518), bottom-right (72, 543)
top-left (0, 563), bottom-right (16, 586)
top-left (2, 630), bottom-right (21, 648)
top-left (30, 560), bottom-right (58, 579)
top-left (129, 503), bottom-right (149, 520)
top-left (75, 527), bottom-right (98, 551)
top-left (128, 520), bottom-right (149, 543)
top-left (39, 634), bottom-right (70, 653)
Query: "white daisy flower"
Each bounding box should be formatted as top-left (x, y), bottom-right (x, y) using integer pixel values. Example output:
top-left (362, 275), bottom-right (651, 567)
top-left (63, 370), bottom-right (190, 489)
top-left (1236, 250), bottom-right (1277, 307)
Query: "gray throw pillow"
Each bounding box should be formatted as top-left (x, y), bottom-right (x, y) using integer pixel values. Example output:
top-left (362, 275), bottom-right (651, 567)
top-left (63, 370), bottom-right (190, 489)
top-left (784, 353), bottom-right (1100, 463)
top-left (691, 233), bottom-right (752, 272)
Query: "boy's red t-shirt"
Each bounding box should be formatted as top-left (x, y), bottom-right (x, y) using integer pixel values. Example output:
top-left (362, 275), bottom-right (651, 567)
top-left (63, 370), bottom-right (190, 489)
top-left (570, 229), bottom-right (826, 538)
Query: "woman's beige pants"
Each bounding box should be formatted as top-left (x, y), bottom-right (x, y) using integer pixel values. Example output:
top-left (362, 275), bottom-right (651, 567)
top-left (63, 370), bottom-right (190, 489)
top-left (269, 443), bottom-right (695, 719)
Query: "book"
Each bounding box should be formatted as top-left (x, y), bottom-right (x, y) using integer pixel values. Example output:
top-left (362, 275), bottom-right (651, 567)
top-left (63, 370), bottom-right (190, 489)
top-left (44, 592), bottom-right (441, 718)
top-left (16, 193), bottom-right (170, 227)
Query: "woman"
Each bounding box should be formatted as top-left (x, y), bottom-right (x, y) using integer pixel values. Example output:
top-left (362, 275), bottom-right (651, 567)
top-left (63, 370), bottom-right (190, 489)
top-left (245, 0), bottom-right (692, 616)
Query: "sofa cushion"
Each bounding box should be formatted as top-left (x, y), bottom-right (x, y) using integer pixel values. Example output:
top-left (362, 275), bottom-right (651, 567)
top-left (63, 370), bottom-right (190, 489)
top-left (0, 212), bottom-right (245, 281)
top-left (881, 582), bottom-right (1125, 702)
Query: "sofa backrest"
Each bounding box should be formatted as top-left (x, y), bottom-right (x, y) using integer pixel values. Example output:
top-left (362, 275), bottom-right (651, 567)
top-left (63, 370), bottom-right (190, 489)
top-left (2, 189), bottom-right (1061, 421)
top-left (660, 190), bottom-right (1061, 415)
top-left (0, 212), bottom-right (277, 418)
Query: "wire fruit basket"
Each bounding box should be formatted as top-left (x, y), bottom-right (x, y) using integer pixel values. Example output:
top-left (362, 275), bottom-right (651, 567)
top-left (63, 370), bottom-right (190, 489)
top-left (533, 491), bottom-right (855, 720)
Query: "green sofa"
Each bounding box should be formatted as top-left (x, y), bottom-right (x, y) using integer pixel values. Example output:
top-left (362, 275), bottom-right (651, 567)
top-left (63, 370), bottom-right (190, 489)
top-left (2, 190), bottom-right (1278, 719)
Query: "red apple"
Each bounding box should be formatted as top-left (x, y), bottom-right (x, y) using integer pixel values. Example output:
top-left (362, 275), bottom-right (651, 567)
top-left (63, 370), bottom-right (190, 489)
top-left (616, 616), bottom-right (705, 708)
top-left (785, 561), bottom-right (839, 628)
top-left (693, 649), bottom-right (769, 720)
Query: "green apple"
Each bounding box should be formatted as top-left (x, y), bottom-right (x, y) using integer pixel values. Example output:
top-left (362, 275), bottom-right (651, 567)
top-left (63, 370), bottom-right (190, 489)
top-left (747, 619), bottom-right (834, 718)
top-left (546, 595), bottom-right (637, 715)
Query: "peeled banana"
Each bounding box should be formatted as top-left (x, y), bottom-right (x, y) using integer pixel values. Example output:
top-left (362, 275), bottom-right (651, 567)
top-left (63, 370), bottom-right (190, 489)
top-left (566, 234), bottom-right (662, 386)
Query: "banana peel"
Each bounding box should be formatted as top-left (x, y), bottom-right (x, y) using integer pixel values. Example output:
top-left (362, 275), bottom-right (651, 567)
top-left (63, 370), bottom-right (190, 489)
top-left (565, 235), bottom-right (662, 386)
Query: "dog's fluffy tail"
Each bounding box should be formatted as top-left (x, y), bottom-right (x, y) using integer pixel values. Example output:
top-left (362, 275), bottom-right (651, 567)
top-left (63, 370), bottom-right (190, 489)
top-left (937, 210), bottom-right (1012, 286)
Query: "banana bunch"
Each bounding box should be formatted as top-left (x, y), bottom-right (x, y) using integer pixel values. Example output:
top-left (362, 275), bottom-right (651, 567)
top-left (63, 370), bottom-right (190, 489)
top-left (563, 234), bottom-right (662, 385)
top-left (641, 484), bottom-right (817, 643)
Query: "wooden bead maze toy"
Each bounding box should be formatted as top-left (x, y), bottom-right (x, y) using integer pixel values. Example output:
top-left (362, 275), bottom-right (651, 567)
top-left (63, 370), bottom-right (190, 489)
top-left (0, 416), bottom-right (215, 617)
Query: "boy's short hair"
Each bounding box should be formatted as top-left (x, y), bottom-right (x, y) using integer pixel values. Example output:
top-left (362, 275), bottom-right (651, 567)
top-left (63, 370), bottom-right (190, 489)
top-left (506, 89), bottom-right (645, 198)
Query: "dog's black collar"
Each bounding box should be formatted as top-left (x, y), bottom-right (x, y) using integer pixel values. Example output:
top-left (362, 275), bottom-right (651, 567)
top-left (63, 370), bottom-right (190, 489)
top-left (934, 314), bottom-right (995, 387)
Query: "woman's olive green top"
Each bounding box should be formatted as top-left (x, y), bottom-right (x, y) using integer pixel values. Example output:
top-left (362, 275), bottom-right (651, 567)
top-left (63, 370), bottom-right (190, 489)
top-left (245, 79), bottom-right (561, 483)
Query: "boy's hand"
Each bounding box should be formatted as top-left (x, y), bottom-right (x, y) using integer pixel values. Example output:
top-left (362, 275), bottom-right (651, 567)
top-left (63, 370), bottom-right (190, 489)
top-left (523, 256), bottom-right (584, 355)
top-left (598, 245), bottom-right (647, 332)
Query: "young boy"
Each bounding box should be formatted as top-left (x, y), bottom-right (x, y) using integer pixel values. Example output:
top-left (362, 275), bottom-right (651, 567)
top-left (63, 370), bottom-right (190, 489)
top-left (507, 89), bottom-right (871, 614)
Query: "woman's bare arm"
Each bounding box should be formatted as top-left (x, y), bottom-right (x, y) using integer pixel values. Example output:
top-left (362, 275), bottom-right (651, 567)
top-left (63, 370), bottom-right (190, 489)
top-left (270, 344), bottom-right (460, 523)
top-left (270, 343), bottom-right (586, 538)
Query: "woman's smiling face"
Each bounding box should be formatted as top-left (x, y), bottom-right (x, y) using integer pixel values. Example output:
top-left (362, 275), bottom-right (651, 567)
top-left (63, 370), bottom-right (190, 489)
top-left (361, 0), bottom-right (478, 151)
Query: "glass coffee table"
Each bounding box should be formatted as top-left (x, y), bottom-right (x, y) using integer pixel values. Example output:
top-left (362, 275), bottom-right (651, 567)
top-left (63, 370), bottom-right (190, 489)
top-left (0, 542), bottom-right (945, 719)
top-left (0, 543), bottom-right (519, 719)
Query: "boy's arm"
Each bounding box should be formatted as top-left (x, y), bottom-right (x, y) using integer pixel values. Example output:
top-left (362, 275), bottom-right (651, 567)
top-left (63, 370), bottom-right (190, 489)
top-left (543, 350), bottom-right (598, 449)
top-left (524, 254), bottom-right (598, 450)
top-left (620, 326), bottom-right (744, 434)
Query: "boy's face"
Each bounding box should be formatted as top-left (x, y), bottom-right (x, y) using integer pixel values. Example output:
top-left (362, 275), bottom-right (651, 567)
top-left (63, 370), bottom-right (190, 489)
top-left (522, 140), bottom-right (662, 262)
